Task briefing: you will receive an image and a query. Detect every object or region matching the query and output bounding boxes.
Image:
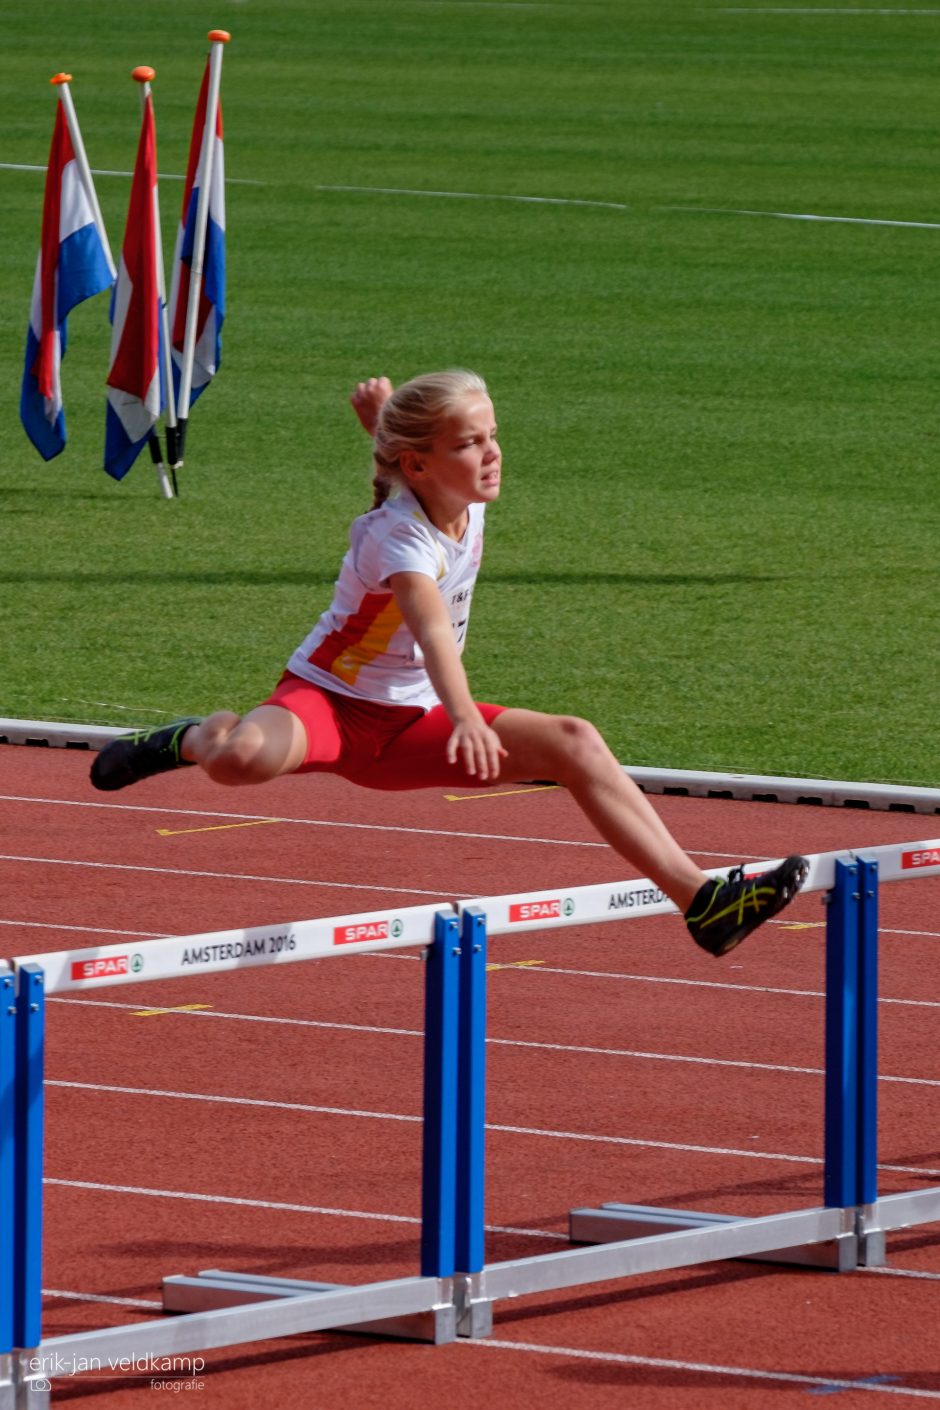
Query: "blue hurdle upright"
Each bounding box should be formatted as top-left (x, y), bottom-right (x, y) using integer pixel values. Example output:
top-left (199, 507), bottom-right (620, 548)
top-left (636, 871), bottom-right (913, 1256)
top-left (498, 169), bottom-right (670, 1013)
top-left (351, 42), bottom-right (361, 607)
top-left (1, 906), bottom-right (476, 1406)
top-left (447, 848), bottom-right (915, 1327)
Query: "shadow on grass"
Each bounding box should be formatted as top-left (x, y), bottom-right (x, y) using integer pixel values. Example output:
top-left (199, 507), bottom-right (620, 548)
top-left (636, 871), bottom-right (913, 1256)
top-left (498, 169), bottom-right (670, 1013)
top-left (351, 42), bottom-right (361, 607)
top-left (0, 569), bottom-right (785, 588)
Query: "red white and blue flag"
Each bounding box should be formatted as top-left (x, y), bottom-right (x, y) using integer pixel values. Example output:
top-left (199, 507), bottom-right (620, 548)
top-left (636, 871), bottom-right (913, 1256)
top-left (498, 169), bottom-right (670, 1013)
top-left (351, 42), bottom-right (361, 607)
top-left (21, 97), bottom-right (115, 461)
top-left (104, 91), bottom-right (164, 480)
top-left (168, 60), bottom-right (225, 409)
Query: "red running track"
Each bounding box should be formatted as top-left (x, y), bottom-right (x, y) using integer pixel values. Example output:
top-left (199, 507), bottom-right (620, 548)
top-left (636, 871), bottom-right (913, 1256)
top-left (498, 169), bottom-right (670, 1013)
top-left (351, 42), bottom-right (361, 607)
top-left (2, 745), bottom-right (940, 1407)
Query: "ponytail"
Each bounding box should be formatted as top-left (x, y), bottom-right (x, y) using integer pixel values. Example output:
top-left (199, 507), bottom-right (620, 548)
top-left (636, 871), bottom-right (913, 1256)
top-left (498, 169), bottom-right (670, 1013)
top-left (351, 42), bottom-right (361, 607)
top-left (370, 466), bottom-right (392, 512)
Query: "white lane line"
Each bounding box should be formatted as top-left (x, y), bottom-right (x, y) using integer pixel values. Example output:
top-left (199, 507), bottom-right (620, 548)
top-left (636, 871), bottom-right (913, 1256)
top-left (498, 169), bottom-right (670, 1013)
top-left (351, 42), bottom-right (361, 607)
top-left (511, 962), bottom-right (940, 1011)
top-left (46, 1078), bottom-right (819, 1165)
top-left (48, 1080), bottom-right (940, 1176)
top-left (865, 1267), bottom-right (940, 1282)
top-left (49, 997), bottom-right (940, 1084)
top-left (668, 204), bottom-right (940, 230)
top-left (44, 1178), bottom-right (421, 1223)
top-left (463, 1341), bottom-right (938, 1400)
top-left (0, 854), bottom-right (442, 897)
top-left (316, 183), bottom-right (627, 210)
top-left (487, 1122), bottom-right (818, 1163)
top-left (0, 792), bottom-right (758, 858)
top-left (50, 996), bottom-right (423, 1036)
top-left (0, 918), bottom-right (166, 938)
top-left (42, 1288), bottom-right (162, 1309)
top-left (46, 1080), bottom-right (422, 1124)
top-left (41, 1177), bottom-right (558, 1239)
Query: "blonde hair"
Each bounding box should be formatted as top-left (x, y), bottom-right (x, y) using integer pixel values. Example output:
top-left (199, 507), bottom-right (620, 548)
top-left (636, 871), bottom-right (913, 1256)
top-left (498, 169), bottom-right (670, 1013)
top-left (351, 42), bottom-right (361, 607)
top-left (370, 369), bottom-right (489, 511)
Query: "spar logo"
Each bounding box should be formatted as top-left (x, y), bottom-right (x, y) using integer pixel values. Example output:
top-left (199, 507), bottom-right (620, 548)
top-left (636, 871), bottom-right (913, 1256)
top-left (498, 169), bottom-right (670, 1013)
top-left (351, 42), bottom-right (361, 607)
top-left (902, 847), bottom-right (940, 871)
top-left (71, 954), bottom-right (131, 981)
top-left (508, 898), bottom-right (575, 923)
top-left (334, 919), bottom-right (391, 946)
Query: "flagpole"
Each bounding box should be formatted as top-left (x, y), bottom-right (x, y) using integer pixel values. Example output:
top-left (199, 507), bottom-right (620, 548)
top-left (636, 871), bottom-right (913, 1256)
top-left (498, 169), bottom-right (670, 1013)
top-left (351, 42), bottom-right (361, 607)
top-left (51, 73), bottom-right (117, 280)
top-left (174, 29), bottom-right (229, 468)
top-left (133, 66), bottom-right (176, 500)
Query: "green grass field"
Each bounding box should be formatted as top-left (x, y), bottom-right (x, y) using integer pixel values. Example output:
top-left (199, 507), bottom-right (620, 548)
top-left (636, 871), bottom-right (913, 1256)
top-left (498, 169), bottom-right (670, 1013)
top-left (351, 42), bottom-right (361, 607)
top-left (3, 0), bottom-right (940, 783)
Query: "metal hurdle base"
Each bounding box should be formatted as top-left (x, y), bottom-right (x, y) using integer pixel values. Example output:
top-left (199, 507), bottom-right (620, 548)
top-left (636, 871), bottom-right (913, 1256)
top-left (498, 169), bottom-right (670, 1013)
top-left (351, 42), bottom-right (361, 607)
top-left (0, 1353), bottom-right (14, 1410)
top-left (455, 1205), bottom-right (856, 1326)
top-left (855, 1187), bottom-right (940, 1269)
top-left (9, 1349), bottom-right (48, 1410)
top-left (162, 1271), bottom-right (457, 1344)
top-left (13, 1275), bottom-right (453, 1400)
top-left (569, 1203), bottom-right (858, 1272)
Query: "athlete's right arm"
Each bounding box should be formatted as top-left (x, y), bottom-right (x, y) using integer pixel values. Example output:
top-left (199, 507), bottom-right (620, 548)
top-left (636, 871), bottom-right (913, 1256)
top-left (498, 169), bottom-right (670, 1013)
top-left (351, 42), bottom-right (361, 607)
top-left (389, 570), bottom-right (507, 782)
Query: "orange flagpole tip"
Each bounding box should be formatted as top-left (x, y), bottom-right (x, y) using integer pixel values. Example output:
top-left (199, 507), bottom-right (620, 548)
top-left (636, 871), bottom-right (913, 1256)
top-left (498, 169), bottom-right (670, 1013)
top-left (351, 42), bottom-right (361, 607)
top-left (208, 29), bottom-right (231, 42)
top-left (50, 73), bottom-right (72, 86)
top-left (132, 65), bottom-right (156, 83)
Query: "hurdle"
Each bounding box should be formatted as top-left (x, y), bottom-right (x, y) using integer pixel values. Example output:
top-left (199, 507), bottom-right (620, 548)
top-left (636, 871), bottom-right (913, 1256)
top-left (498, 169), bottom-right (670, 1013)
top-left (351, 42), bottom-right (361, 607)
top-left (1, 899), bottom-right (487, 1406)
top-left (447, 837), bottom-right (940, 1331)
top-left (5, 836), bottom-right (940, 1397)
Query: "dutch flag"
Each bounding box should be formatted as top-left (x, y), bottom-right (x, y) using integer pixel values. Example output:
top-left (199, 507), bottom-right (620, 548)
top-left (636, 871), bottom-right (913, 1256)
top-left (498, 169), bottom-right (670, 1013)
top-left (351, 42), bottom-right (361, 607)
top-left (104, 89), bottom-right (164, 480)
top-left (168, 59), bottom-right (226, 410)
top-left (20, 92), bottom-right (115, 462)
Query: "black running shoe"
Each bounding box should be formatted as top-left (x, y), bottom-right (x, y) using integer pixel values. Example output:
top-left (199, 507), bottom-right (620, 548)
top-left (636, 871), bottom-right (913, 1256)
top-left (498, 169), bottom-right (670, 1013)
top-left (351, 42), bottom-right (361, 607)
top-left (685, 854), bottom-right (809, 958)
top-left (90, 717), bottom-right (203, 792)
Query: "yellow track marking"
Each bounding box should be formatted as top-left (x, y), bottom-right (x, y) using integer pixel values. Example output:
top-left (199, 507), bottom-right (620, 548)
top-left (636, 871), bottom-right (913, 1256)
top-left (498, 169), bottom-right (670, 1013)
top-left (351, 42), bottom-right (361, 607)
top-left (444, 786), bottom-right (559, 802)
top-left (779, 922), bottom-right (825, 930)
top-left (156, 819), bottom-right (280, 837)
top-left (486, 959), bottom-right (545, 972)
top-left (133, 1004), bottom-right (214, 1018)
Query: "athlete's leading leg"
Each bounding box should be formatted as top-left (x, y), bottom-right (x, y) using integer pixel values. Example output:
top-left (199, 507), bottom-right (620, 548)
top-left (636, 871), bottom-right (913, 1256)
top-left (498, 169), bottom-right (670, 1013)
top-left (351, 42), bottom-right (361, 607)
top-left (491, 708), bottom-right (707, 912)
top-left (489, 708), bottom-right (808, 956)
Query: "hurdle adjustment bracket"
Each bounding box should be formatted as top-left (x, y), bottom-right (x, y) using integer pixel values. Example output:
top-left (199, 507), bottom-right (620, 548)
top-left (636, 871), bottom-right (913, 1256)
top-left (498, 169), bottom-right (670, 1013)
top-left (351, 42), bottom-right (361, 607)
top-left (855, 1203), bottom-right (886, 1268)
top-left (454, 1273), bottom-right (492, 1339)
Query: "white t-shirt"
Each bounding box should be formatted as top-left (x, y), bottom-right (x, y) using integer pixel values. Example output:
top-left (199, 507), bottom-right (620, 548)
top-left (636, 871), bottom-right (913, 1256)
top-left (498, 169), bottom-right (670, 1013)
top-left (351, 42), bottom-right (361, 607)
top-left (287, 487), bottom-right (485, 710)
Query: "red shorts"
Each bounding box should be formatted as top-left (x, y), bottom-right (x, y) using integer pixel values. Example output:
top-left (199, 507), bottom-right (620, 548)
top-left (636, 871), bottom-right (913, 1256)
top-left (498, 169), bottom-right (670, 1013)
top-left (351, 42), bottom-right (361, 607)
top-left (260, 671), bottom-right (507, 791)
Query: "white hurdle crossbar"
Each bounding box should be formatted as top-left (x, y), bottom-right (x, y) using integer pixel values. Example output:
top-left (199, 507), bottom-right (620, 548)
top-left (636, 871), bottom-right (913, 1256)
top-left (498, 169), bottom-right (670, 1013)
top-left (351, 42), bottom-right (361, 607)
top-left (465, 835), bottom-right (940, 934)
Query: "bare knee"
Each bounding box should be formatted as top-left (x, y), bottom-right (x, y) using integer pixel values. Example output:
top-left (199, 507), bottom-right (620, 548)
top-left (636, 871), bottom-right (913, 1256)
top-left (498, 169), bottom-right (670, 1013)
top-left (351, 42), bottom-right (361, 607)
top-left (546, 716), bottom-right (610, 780)
top-left (198, 719), bottom-right (274, 785)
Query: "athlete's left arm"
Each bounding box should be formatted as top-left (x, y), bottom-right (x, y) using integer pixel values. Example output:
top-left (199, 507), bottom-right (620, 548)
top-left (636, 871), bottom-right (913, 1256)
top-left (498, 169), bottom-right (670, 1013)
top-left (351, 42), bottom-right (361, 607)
top-left (350, 377), bottom-right (394, 436)
top-left (389, 570), bottom-right (507, 781)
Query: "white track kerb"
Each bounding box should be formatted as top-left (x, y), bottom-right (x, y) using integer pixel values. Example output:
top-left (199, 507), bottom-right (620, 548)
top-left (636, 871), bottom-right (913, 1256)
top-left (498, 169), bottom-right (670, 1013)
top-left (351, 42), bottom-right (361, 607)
top-left (4, 837), bottom-right (940, 1403)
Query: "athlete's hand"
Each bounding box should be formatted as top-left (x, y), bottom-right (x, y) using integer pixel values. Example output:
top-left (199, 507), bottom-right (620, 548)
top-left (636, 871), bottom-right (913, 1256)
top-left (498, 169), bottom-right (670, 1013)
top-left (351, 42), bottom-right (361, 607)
top-left (350, 377), bottom-right (394, 437)
top-left (447, 716), bottom-right (508, 782)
